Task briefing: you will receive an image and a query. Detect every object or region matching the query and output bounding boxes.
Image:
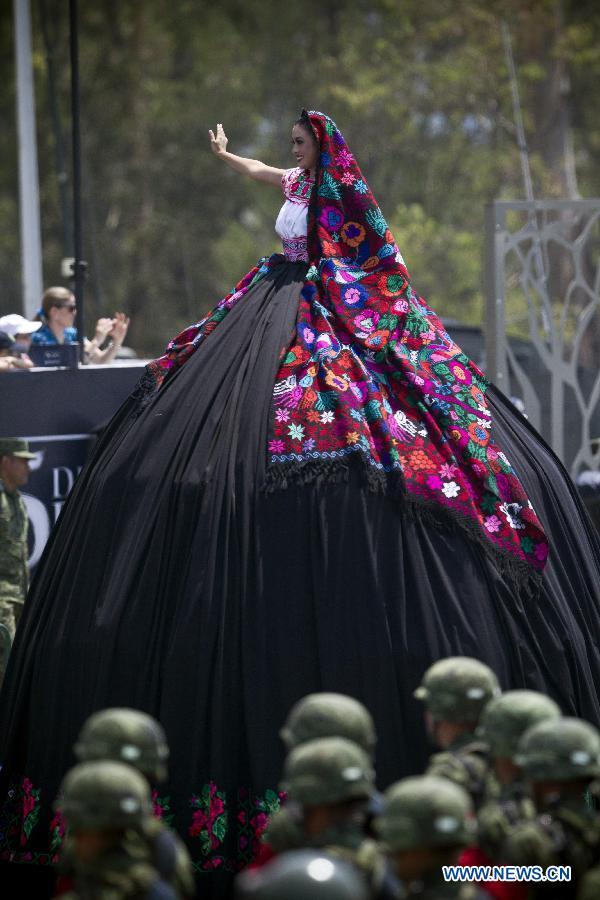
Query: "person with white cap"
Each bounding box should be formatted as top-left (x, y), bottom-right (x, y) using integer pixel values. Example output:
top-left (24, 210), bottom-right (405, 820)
top-left (0, 314), bottom-right (41, 369)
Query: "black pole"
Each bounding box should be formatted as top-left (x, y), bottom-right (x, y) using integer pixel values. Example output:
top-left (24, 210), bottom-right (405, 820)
top-left (69, 0), bottom-right (84, 365)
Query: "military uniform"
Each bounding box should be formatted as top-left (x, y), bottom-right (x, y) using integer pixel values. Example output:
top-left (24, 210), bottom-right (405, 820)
top-left (414, 657), bottom-right (501, 811)
top-left (72, 708), bottom-right (195, 899)
top-left (374, 776), bottom-right (486, 900)
top-left (57, 760), bottom-right (183, 899)
top-left (502, 718), bottom-right (600, 898)
top-left (475, 690), bottom-right (561, 863)
top-left (0, 438), bottom-right (35, 682)
top-left (425, 733), bottom-right (497, 811)
top-left (277, 736), bottom-right (403, 899)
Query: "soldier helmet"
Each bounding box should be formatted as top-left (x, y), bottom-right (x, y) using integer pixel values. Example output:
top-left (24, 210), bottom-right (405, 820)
top-left (74, 708), bottom-right (169, 784)
top-left (280, 693), bottom-right (376, 755)
top-left (413, 657), bottom-right (500, 723)
top-left (235, 850), bottom-right (368, 900)
top-left (374, 776), bottom-right (475, 852)
top-left (477, 690), bottom-right (561, 758)
top-left (281, 737), bottom-right (375, 806)
top-left (57, 760), bottom-right (153, 831)
top-left (515, 717), bottom-right (600, 781)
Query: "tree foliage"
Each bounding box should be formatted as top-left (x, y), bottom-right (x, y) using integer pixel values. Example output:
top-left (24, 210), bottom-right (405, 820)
top-left (0, 0), bottom-right (598, 354)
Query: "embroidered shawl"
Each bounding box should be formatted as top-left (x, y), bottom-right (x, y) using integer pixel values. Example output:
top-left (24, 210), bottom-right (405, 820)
top-left (144, 111), bottom-right (548, 582)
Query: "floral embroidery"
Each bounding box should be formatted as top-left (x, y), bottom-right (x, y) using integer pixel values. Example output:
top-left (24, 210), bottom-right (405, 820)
top-left (189, 781), bottom-right (228, 859)
top-left (152, 789), bottom-right (175, 827)
top-left (140, 111), bottom-right (548, 580)
top-left (49, 809), bottom-right (66, 860)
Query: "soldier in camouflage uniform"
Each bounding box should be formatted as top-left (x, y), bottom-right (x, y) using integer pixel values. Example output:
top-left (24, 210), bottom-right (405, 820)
top-left (414, 657), bottom-right (501, 810)
top-left (475, 690), bottom-right (561, 863)
top-left (66, 708), bottom-right (195, 898)
top-left (236, 849), bottom-right (369, 899)
top-left (271, 736), bottom-right (402, 898)
top-left (56, 760), bottom-right (182, 899)
top-left (374, 775), bottom-right (486, 898)
top-left (267, 693), bottom-right (379, 854)
top-left (0, 438), bottom-right (35, 684)
top-left (503, 718), bottom-right (600, 898)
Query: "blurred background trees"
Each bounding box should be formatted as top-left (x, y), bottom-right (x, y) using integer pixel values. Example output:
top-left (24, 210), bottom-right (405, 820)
top-left (0, 0), bottom-right (598, 355)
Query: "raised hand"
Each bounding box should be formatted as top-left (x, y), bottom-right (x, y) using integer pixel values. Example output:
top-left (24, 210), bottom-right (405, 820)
top-left (109, 312), bottom-right (130, 345)
top-left (209, 123), bottom-right (228, 156)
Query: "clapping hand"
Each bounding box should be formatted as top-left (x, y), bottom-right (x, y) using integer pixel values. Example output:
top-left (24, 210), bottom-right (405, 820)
top-left (109, 312), bottom-right (130, 345)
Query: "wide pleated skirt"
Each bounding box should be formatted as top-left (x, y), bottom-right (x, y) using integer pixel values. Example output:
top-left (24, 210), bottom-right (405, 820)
top-left (1, 260), bottom-right (599, 896)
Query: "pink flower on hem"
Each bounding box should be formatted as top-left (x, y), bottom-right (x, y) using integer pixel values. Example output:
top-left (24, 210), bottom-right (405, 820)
top-left (484, 515), bottom-right (502, 533)
top-left (269, 440), bottom-right (285, 454)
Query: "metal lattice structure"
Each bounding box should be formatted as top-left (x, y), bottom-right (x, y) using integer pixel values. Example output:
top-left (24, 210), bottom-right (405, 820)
top-left (485, 199), bottom-right (600, 477)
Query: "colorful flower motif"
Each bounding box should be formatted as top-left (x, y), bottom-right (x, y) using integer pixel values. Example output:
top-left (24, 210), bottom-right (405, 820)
top-left (288, 423), bottom-right (305, 442)
top-left (303, 439), bottom-right (316, 451)
top-left (354, 311), bottom-right (380, 336)
top-left (468, 421), bottom-right (488, 446)
top-left (365, 329), bottom-right (390, 350)
top-left (410, 450), bottom-right (435, 471)
top-left (275, 409), bottom-right (290, 423)
top-left (427, 474), bottom-right (443, 490)
top-left (442, 481), bottom-right (461, 499)
top-left (449, 426), bottom-right (469, 449)
top-left (325, 370), bottom-right (349, 391)
top-left (269, 439), bottom-right (285, 454)
top-left (391, 298), bottom-right (409, 315)
top-left (449, 362), bottom-right (472, 385)
top-left (307, 410), bottom-right (321, 423)
top-left (353, 179), bottom-right (368, 194)
top-left (189, 782), bottom-right (227, 856)
top-left (342, 285), bottom-right (368, 309)
top-left (471, 384), bottom-right (485, 405)
top-left (346, 431), bottom-right (360, 444)
top-left (520, 535), bottom-right (534, 554)
top-left (319, 205), bottom-right (344, 232)
top-left (341, 171), bottom-right (356, 185)
top-left (363, 255), bottom-right (381, 270)
top-left (500, 502), bottom-right (525, 530)
top-left (298, 325), bottom-right (316, 350)
top-left (484, 515), bottom-right (502, 533)
top-left (377, 273), bottom-right (408, 297)
top-left (341, 222), bottom-right (366, 247)
top-left (336, 149), bottom-right (354, 167)
top-left (439, 463), bottom-right (458, 479)
top-left (320, 411), bottom-right (335, 424)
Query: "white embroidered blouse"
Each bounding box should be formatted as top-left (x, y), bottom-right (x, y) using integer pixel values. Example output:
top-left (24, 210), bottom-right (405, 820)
top-left (275, 167), bottom-right (314, 262)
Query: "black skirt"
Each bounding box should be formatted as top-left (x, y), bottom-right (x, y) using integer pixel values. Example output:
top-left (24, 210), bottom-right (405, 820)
top-left (1, 260), bottom-right (599, 895)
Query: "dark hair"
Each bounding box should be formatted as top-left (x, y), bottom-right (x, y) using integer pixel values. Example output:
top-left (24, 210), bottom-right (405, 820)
top-left (293, 109), bottom-right (318, 143)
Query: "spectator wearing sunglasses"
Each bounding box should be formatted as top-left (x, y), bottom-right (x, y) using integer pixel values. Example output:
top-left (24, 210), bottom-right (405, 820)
top-left (31, 286), bottom-right (130, 364)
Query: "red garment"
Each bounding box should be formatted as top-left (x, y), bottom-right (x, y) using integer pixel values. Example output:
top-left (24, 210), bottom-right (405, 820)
top-left (459, 846), bottom-right (529, 900)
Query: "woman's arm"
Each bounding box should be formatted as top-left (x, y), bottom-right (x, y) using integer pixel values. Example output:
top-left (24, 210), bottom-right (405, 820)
top-left (209, 124), bottom-right (285, 187)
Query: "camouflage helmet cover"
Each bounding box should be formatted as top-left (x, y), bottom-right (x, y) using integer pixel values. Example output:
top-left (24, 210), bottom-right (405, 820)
top-left (515, 717), bottom-right (600, 781)
top-left (235, 850), bottom-right (369, 900)
top-left (280, 693), bottom-right (377, 755)
top-left (57, 760), bottom-right (153, 831)
top-left (374, 775), bottom-right (475, 852)
top-left (414, 657), bottom-right (500, 723)
top-left (281, 737), bottom-right (375, 806)
top-left (74, 707), bottom-right (169, 783)
top-left (477, 690), bottom-right (561, 758)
